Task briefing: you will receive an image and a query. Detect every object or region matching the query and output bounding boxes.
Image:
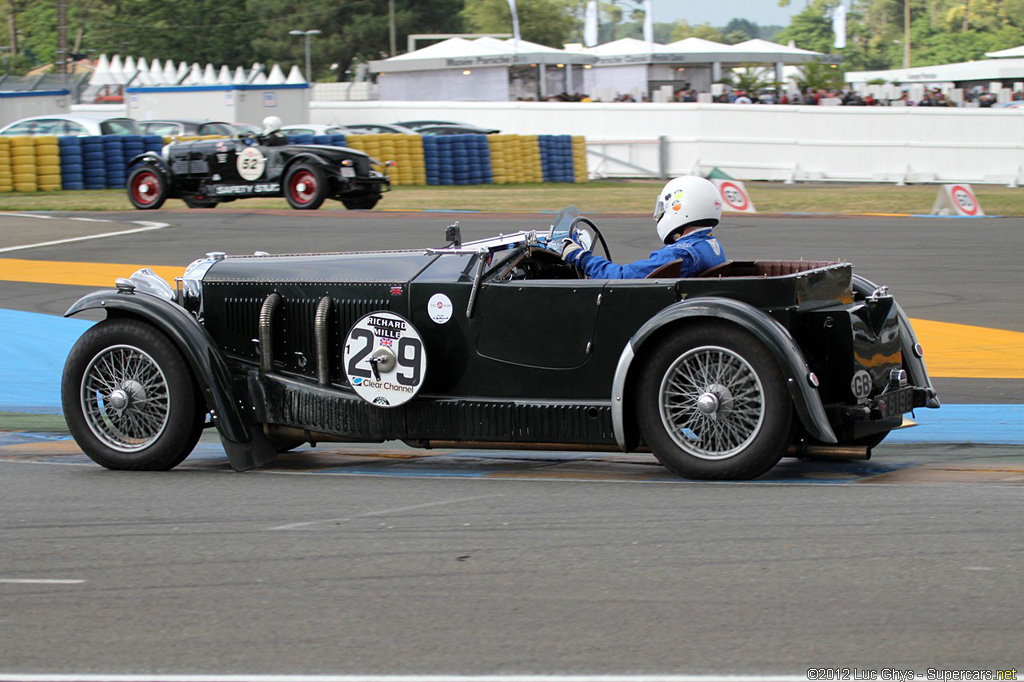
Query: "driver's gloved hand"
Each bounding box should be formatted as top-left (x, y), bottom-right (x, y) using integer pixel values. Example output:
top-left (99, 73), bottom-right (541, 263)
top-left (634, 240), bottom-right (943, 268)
top-left (560, 238), bottom-right (588, 265)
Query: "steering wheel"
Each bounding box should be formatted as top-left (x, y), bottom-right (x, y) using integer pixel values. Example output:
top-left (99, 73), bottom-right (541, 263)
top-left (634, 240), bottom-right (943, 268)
top-left (570, 216), bottom-right (612, 262)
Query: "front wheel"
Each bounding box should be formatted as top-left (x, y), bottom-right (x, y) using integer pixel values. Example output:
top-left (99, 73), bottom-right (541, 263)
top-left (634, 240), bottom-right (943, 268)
top-left (61, 319), bottom-right (205, 471)
top-left (127, 166), bottom-right (167, 210)
top-left (284, 163), bottom-right (328, 209)
top-left (341, 194), bottom-right (381, 210)
top-left (636, 322), bottom-right (792, 480)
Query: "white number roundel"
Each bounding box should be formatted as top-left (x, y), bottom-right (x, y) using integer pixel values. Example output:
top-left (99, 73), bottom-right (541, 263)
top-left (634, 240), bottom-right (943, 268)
top-left (343, 311), bottom-right (427, 408)
top-left (236, 147), bottom-right (266, 181)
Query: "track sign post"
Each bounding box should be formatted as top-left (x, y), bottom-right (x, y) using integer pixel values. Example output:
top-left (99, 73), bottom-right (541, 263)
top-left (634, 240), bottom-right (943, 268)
top-left (712, 179), bottom-right (757, 214)
top-left (932, 184), bottom-right (985, 217)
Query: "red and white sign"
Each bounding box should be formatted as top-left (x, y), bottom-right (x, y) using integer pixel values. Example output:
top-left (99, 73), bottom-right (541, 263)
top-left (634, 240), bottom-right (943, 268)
top-left (712, 179), bottom-right (757, 214)
top-left (932, 184), bottom-right (985, 217)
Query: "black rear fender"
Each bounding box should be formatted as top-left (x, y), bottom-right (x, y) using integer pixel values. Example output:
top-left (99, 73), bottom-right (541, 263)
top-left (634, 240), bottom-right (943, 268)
top-left (611, 297), bottom-right (837, 451)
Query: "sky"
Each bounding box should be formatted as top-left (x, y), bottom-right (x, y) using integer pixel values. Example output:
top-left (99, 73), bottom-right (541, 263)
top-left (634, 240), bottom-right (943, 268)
top-left (650, 0), bottom-right (807, 28)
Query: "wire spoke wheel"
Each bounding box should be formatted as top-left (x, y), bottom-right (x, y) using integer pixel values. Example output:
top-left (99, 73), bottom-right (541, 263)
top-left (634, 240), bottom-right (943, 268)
top-left (62, 319), bottom-right (204, 471)
top-left (637, 322), bottom-right (792, 480)
top-left (81, 344), bottom-right (171, 452)
top-left (659, 345), bottom-right (764, 460)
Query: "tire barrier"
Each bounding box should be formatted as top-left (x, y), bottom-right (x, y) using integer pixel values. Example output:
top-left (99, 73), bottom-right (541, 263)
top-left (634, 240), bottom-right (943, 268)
top-left (0, 133), bottom-right (588, 193)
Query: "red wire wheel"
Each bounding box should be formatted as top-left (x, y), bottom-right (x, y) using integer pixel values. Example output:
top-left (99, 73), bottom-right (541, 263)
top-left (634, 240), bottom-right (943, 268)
top-left (284, 163), bottom-right (327, 210)
top-left (127, 167), bottom-right (167, 210)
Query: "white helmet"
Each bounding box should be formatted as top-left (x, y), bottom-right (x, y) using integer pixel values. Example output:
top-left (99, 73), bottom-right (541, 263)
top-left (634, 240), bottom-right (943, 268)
top-left (262, 115), bottom-right (283, 134)
top-left (653, 176), bottom-right (722, 244)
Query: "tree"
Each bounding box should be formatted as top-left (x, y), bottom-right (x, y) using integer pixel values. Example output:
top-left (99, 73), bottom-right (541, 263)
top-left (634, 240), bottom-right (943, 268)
top-left (724, 18), bottom-right (760, 41)
top-left (670, 20), bottom-right (725, 42)
top-left (462, 0), bottom-right (578, 47)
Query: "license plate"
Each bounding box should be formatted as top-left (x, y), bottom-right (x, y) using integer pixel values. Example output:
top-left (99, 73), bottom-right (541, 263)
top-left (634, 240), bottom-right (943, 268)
top-left (880, 387), bottom-right (914, 417)
top-left (341, 167), bottom-right (356, 178)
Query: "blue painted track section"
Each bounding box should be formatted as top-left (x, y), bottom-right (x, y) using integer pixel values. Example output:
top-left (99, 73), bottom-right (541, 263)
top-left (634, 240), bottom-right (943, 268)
top-left (1, 309), bottom-right (1021, 446)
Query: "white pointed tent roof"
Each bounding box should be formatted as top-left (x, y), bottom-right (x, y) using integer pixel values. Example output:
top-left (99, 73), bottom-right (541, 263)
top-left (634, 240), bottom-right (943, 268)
top-left (986, 44), bottom-right (1024, 59)
top-left (148, 59), bottom-right (164, 84)
top-left (663, 37), bottom-right (734, 54)
top-left (731, 38), bottom-right (821, 57)
top-left (201, 63), bottom-right (218, 84)
top-left (233, 66), bottom-right (248, 84)
top-left (217, 65), bottom-right (232, 85)
top-left (584, 37), bottom-right (670, 56)
top-left (372, 36), bottom-right (594, 74)
top-left (266, 63), bottom-right (287, 84)
top-left (108, 55), bottom-right (124, 83)
top-left (163, 60), bottom-right (177, 83)
top-left (89, 53), bottom-right (114, 86)
top-left (285, 65), bottom-right (306, 84)
top-left (250, 71), bottom-right (268, 85)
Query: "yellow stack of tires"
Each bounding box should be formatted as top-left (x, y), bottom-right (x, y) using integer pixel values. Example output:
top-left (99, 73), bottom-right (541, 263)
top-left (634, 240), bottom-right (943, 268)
top-left (572, 136), bottom-right (588, 184)
top-left (0, 138), bottom-right (12, 192)
top-left (10, 136), bottom-right (37, 192)
top-left (35, 136), bottom-right (62, 191)
top-left (378, 134), bottom-right (400, 185)
top-left (518, 135), bottom-right (543, 183)
top-left (344, 134), bottom-right (384, 174)
top-left (382, 133), bottom-right (424, 186)
top-left (486, 135), bottom-right (515, 185)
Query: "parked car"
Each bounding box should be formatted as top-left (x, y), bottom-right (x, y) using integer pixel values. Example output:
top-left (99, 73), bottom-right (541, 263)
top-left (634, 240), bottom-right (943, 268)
top-left (416, 124), bottom-right (502, 136)
top-left (394, 119), bottom-right (500, 134)
top-left (279, 124), bottom-right (351, 136)
top-left (0, 113), bottom-right (141, 136)
top-left (138, 119), bottom-right (248, 137)
top-left (343, 123), bottom-right (418, 135)
top-left (59, 206), bottom-right (938, 480)
top-left (125, 133), bottom-right (389, 210)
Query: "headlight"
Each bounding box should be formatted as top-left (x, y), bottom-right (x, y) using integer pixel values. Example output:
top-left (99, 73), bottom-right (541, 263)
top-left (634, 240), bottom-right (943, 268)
top-left (176, 252), bottom-right (224, 320)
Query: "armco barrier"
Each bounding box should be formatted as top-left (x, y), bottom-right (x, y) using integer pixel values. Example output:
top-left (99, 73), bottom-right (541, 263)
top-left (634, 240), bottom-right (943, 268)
top-left (0, 133), bottom-right (588, 193)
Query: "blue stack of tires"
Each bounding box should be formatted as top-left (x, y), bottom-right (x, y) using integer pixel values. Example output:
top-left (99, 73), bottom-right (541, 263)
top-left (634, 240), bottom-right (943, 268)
top-left (102, 135), bottom-right (126, 188)
top-left (121, 135), bottom-right (145, 175)
top-left (422, 136), bottom-right (442, 185)
top-left (474, 135), bottom-right (493, 185)
top-left (312, 135), bottom-right (332, 145)
top-left (450, 135), bottom-right (471, 185)
top-left (329, 134), bottom-right (347, 147)
top-left (143, 135), bottom-right (165, 154)
top-left (81, 136), bottom-right (106, 190)
top-left (540, 135), bottom-right (575, 183)
top-left (58, 136), bottom-right (85, 191)
top-left (288, 134), bottom-right (314, 145)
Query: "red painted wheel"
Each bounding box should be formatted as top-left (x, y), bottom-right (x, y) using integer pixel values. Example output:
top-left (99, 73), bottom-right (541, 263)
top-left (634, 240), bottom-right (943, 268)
top-left (284, 163), bottom-right (327, 210)
top-left (127, 167), bottom-right (167, 210)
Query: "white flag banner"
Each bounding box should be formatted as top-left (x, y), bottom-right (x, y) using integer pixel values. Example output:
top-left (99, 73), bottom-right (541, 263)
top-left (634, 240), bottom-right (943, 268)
top-left (643, 0), bottom-right (654, 45)
top-left (832, 3), bottom-right (847, 49)
top-left (584, 0), bottom-right (599, 47)
top-left (507, 0), bottom-right (521, 48)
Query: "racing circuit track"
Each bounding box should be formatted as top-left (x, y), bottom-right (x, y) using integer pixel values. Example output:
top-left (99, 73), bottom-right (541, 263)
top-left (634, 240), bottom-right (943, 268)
top-left (0, 208), bottom-right (1022, 679)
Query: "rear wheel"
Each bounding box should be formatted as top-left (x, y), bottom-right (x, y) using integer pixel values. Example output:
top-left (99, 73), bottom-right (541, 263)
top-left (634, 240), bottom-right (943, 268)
top-left (61, 319), bottom-right (204, 471)
top-left (285, 163), bottom-right (328, 209)
top-left (127, 167), bottom-right (167, 210)
top-left (341, 194), bottom-right (381, 210)
top-left (637, 322), bottom-right (792, 480)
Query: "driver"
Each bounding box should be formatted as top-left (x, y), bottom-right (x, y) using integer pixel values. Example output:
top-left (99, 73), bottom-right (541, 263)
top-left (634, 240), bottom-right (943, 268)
top-left (560, 175), bottom-right (726, 279)
top-left (258, 115), bottom-right (288, 146)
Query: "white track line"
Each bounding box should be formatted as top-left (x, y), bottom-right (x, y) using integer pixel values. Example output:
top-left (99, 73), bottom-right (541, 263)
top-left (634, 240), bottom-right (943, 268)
top-left (0, 579), bottom-right (85, 584)
top-left (0, 219), bottom-right (169, 254)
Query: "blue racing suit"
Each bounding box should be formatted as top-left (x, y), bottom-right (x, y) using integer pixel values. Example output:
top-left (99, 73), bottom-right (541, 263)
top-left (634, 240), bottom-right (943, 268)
top-left (568, 227), bottom-right (726, 279)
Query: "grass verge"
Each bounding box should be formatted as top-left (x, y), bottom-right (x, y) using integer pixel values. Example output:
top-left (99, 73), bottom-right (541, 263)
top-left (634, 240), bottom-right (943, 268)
top-left (0, 180), bottom-right (1020, 215)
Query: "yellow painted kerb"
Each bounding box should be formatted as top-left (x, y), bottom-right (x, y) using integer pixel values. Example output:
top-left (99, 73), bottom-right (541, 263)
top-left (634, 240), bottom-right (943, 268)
top-left (0, 258), bottom-right (182, 289)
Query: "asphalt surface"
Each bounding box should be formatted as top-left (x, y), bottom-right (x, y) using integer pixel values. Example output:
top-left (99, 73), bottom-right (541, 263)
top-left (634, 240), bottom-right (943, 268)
top-left (1, 207), bottom-right (1023, 677)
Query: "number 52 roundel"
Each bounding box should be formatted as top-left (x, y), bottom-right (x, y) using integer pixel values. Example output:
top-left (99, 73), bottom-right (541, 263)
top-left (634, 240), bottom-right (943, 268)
top-left (343, 311), bottom-right (427, 408)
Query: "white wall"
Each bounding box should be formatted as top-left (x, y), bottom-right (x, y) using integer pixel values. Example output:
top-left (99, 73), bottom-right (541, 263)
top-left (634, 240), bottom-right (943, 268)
top-left (0, 91), bottom-right (72, 127)
top-left (125, 86), bottom-right (310, 127)
top-left (379, 68), bottom-right (509, 101)
top-left (310, 100), bottom-right (1024, 184)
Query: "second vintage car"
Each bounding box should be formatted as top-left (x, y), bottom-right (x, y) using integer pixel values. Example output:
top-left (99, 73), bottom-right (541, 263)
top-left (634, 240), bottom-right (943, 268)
top-left (126, 134), bottom-right (389, 210)
top-left (59, 208), bottom-right (939, 481)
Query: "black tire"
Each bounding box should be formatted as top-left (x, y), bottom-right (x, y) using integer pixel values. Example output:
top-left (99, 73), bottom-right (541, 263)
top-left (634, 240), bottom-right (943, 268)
top-left (636, 322), bottom-right (793, 480)
top-left (126, 166), bottom-right (167, 210)
top-left (284, 163), bottom-right (328, 210)
top-left (61, 319), bottom-right (205, 471)
top-left (182, 195), bottom-right (218, 209)
top-left (341, 194), bottom-right (381, 210)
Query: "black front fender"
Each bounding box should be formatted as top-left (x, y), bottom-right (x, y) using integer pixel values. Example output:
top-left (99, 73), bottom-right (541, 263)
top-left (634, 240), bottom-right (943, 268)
top-left (64, 290), bottom-right (273, 469)
top-left (611, 297), bottom-right (837, 450)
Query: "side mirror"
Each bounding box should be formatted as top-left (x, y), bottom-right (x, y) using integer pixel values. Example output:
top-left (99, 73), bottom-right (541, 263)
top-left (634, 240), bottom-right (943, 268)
top-left (445, 222), bottom-right (461, 247)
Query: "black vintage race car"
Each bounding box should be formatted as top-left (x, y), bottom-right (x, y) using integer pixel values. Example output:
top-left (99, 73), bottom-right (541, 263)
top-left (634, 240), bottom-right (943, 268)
top-left (126, 135), bottom-right (389, 210)
top-left (60, 208), bottom-right (939, 480)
